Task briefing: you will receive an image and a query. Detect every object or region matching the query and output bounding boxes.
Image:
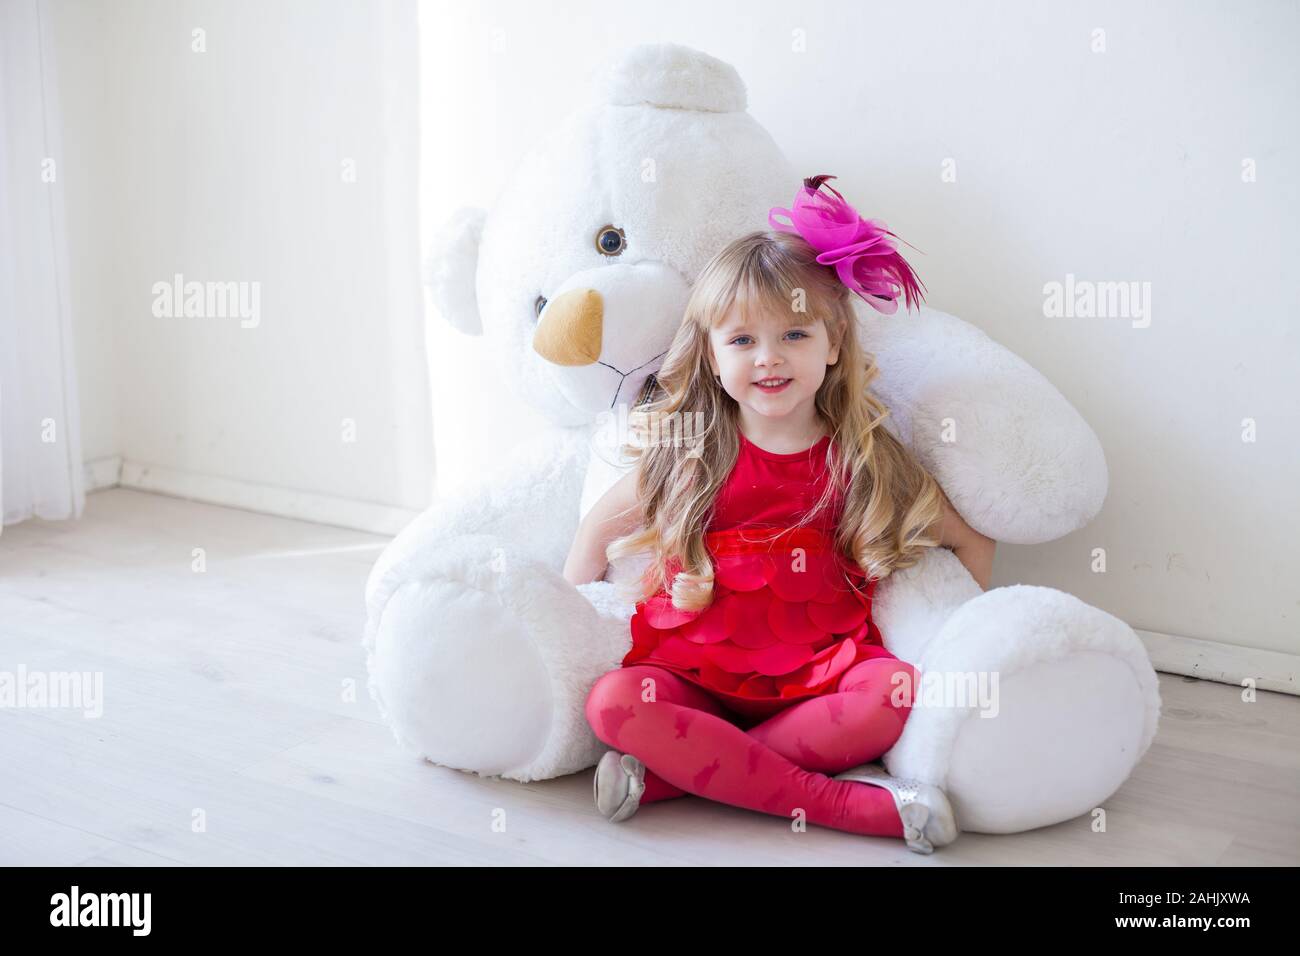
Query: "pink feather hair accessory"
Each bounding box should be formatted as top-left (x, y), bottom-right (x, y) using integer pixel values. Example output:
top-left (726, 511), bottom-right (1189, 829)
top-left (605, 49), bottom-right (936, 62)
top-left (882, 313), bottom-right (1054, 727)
top-left (768, 174), bottom-right (926, 315)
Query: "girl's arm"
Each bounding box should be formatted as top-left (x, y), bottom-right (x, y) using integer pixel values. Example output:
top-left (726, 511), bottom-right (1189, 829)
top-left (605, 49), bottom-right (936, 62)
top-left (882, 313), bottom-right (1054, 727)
top-left (563, 464), bottom-right (645, 586)
top-left (933, 488), bottom-right (997, 591)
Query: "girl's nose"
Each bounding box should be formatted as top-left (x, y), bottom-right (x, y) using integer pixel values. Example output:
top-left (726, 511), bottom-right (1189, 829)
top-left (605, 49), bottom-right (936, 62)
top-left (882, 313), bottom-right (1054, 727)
top-left (755, 349), bottom-right (784, 368)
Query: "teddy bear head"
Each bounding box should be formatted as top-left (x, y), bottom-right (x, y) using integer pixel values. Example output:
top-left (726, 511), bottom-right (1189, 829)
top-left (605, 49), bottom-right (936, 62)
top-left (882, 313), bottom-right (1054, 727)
top-left (427, 43), bottom-right (795, 428)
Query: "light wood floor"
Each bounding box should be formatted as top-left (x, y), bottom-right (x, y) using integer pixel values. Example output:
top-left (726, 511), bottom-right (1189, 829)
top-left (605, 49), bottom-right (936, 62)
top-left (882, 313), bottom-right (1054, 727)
top-left (1, 488), bottom-right (1296, 866)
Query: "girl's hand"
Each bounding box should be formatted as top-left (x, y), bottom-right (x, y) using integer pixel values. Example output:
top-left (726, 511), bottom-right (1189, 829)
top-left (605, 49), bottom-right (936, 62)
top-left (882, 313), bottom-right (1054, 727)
top-left (934, 489), bottom-right (996, 591)
top-left (563, 464), bottom-right (645, 586)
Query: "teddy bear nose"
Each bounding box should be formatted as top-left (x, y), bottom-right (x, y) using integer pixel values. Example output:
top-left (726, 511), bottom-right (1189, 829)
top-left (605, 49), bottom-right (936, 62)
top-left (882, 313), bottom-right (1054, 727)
top-left (533, 288), bottom-right (603, 366)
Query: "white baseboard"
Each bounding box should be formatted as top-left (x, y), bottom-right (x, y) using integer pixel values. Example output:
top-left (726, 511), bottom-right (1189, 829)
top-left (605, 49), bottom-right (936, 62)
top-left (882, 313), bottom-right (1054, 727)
top-left (84, 454), bottom-right (123, 492)
top-left (1135, 628), bottom-right (1297, 697)
top-left (84, 455), bottom-right (419, 536)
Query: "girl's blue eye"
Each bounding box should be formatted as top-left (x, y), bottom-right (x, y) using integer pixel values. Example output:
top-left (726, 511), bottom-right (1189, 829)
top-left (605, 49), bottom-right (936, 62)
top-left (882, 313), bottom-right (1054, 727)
top-left (729, 330), bottom-right (808, 346)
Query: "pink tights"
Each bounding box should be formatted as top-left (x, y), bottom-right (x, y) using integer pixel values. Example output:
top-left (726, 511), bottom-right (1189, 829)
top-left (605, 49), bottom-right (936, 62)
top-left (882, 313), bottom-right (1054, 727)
top-left (584, 658), bottom-right (919, 838)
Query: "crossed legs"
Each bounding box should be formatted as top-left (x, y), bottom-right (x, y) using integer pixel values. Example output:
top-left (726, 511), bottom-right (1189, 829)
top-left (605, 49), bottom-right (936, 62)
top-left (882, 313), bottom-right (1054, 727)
top-left (584, 658), bottom-right (919, 837)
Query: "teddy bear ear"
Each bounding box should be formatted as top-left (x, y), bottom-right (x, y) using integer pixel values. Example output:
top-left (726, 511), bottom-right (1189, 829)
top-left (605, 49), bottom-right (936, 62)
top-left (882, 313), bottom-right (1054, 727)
top-left (423, 206), bottom-right (486, 336)
top-left (593, 43), bottom-right (747, 113)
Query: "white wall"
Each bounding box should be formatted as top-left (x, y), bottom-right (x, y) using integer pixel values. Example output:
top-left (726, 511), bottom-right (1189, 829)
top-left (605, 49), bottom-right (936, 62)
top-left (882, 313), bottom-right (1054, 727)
top-left (418, 0), bottom-right (1298, 657)
top-left (52, 0), bottom-right (432, 520)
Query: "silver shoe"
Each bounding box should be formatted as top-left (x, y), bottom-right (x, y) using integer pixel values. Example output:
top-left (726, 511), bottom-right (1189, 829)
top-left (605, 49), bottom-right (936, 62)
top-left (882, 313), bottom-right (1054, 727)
top-left (593, 750), bottom-right (647, 823)
top-left (832, 763), bottom-right (959, 854)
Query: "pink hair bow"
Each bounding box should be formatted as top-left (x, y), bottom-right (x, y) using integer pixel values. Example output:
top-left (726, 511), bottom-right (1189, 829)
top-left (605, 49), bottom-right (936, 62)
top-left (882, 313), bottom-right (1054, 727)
top-left (769, 174), bottom-right (926, 315)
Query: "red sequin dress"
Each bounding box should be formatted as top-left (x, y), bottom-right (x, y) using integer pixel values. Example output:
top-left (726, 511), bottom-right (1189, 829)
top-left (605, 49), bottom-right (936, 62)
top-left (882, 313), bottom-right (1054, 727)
top-left (621, 430), bottom-right (897, 721)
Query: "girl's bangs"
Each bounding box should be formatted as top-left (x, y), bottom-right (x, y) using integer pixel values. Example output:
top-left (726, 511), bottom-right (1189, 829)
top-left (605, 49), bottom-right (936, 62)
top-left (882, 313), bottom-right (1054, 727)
top-left (711, 262), bottom-right (822, 330)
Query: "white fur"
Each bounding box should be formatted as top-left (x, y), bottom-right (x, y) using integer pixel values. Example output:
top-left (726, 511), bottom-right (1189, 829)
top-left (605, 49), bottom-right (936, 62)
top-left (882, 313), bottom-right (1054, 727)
top-left (364, 42), bottom-right (1160, 833)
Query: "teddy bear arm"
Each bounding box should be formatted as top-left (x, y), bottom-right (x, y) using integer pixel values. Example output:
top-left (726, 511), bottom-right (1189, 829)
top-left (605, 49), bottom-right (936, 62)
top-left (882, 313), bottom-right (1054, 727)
top-left (862, 305), bottom-right (1108, 546)
top-left (365, 428), bottom-right (593, 621)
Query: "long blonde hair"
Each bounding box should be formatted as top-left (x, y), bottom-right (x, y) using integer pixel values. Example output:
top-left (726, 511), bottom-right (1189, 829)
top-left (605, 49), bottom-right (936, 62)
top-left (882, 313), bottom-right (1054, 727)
top-left (606, 230), bottom-right (944, 611)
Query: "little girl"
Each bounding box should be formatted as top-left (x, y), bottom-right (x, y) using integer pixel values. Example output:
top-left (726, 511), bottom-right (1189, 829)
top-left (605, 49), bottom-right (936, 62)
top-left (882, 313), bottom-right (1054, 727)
top-left (564, 175), bottom-right (995, 854)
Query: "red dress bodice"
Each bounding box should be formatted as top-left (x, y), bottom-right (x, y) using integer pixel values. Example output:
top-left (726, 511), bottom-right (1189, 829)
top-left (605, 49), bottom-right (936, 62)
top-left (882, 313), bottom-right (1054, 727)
top-left (621, 430), bottom-right (894, 720)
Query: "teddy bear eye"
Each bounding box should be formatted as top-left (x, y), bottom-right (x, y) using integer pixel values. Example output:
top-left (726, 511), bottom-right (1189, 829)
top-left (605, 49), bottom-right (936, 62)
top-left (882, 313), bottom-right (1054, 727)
top-left (534, 294), bottom-right (548, 319)
top-left (595, 225), bottom-right (626, 256)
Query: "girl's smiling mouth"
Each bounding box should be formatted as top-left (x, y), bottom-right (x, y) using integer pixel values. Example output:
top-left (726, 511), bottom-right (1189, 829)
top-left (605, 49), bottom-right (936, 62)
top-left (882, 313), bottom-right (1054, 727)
top-left (754, 377), bottom-right (791, 393)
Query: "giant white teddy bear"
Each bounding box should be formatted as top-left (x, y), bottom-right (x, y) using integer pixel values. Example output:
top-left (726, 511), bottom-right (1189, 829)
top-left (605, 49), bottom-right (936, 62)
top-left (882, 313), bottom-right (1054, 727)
top-left (364, 43), bottom-right (1161, 834)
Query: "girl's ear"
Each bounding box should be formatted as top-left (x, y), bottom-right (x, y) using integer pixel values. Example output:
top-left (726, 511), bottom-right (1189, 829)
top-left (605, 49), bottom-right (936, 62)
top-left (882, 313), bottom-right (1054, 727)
top-left (827, 320), bottom-right (845, 365)
top-left (826, 334), bottom-right (841, 367)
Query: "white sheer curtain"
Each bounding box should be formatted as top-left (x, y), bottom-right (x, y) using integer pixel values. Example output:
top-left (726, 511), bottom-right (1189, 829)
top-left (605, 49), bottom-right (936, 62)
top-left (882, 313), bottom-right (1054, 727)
top-left (0, 0), bottom-right (84, 528)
